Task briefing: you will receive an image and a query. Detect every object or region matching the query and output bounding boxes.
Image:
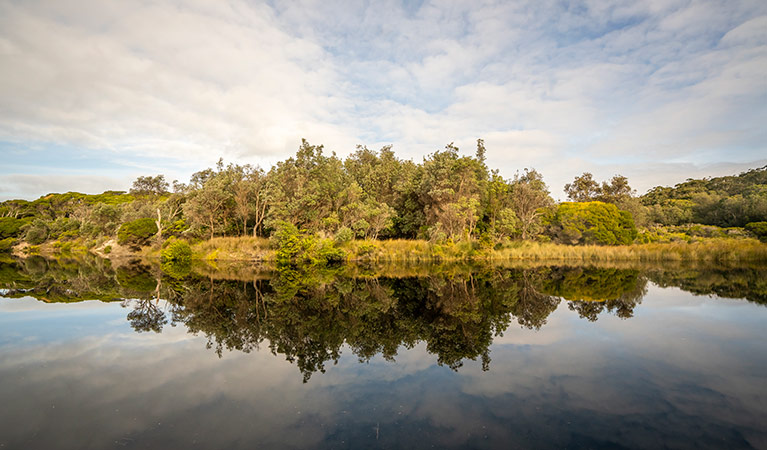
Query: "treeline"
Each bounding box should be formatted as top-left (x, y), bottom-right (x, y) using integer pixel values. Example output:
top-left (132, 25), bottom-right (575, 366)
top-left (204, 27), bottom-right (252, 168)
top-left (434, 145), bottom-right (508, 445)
top-left (641, 167), bottom-right (767, 228)
top-left (1, 140), bottom-right (766, 252)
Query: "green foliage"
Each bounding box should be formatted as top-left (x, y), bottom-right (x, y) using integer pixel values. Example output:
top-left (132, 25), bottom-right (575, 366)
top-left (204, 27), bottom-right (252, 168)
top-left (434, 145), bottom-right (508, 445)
top-left (642, 166), bottom-right (767, 227)
top-left (545, 201), bottom-right (637, 245)
top-left (48, 217), bottom-right (80, 240)
top-left (334, 226), bottom-right (354, 244)
top-left (130, 175), bottom-right (169, 197)
top-left (165, 219), bottom-right (189, 237)
top-left (271, 221), bottom-right (345, 266)
top-left (161, 239), bottom-right (192, 263)
top-left (315, 238), bottom-right (346, 264)
top-left (0, 237), bottom-right (15, 252)
top-left (0, 217), bottom-right (31, 239)
top-left (1, 142), bottom-right (764, 251)
top-left (117, 218), bottom-right (158, 249)
top-left (24, 219), bottom-right (49, 245)
top-left (509, 168), bottom-right (552, 240)
top-left (272, 221), bottom-right (305, 265)
top-left (745, 222), bottom-right (767, 242)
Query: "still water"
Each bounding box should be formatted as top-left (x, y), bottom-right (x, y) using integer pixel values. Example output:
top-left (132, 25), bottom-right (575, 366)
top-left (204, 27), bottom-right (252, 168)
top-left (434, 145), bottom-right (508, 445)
top-left (0, 256), bottom-right (765, 449)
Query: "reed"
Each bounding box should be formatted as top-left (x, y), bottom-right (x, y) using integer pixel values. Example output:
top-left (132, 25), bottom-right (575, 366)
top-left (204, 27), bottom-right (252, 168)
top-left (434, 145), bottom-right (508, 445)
top-left (177, 235), bottom-right (767, 264)
top-left (191, 236), bottom-right (273, 261)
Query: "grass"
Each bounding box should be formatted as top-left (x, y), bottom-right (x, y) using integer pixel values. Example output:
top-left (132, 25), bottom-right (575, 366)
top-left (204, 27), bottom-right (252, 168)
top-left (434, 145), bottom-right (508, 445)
top-left (82, 234), bottom-right (767, 265)
top-left (493, 239), bottom-right (767, 263)
top-left (191, 236), bottom-right (273, 261)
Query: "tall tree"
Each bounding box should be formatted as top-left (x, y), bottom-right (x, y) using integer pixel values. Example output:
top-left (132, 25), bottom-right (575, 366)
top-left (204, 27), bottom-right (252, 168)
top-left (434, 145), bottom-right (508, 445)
top-left (510, 169), bottom-right (552, 240)
top-left (564, 172), bottom-right (600, 202)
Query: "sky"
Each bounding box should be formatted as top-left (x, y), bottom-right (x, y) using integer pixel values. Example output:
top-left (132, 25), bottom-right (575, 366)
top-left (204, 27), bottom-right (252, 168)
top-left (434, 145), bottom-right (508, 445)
top-left (1, 0), bottom-right (765, 201)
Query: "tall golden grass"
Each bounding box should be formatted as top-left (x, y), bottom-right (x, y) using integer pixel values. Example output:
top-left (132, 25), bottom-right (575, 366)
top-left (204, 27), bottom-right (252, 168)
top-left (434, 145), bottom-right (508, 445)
top-left (191, 236), bottom-right (273, 261)
top-left (178, 235), bottom-right (767, 264)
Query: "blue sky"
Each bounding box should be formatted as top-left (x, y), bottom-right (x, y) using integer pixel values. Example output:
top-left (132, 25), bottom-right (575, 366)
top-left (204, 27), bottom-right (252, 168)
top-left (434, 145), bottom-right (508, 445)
top-left (1, 0), bottom-right (765, 200)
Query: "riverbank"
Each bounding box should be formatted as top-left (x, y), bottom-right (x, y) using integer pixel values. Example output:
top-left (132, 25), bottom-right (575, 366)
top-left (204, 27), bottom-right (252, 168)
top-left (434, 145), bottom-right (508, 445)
top-left (186, 236), bottom-right (767, 264)
top-left (12, 235), bottom-right (767, 264)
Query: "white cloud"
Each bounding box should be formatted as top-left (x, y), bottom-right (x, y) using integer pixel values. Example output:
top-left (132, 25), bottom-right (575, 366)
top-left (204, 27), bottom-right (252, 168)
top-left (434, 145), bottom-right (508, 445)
top-left (0, 0), bottom-right (765, 199)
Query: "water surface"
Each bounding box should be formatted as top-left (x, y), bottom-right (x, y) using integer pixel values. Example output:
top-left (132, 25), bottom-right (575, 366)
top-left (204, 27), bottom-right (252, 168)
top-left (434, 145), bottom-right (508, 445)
top-left (1, 257), bottom-right (765, 449)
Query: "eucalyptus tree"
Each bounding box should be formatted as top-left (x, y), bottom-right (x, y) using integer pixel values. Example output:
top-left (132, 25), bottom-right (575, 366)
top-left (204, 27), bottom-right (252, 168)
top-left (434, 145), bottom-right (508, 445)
top-left (266, 140), bottom-right (349, 233)
top-left (510, 168), bottom-right (552, 240)
top-left (183, 161), bottom-right (236, 239)
top-left (418, 141), bottom-right (489, 240)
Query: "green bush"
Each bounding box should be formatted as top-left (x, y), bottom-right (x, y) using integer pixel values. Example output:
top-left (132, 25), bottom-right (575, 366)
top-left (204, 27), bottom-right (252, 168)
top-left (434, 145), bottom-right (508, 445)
top-left (24, 219), bottom-right (49, 245)
top-left (161, 239), bottom-right (192, 263)
top-left (48, 217), bottom-right (80, 240)
top-left (545, 201), bottom-right (637, 245)
top-left (745, 222), bottom-right (767, 242)
top-left (334, 226), bottom-right (354, 244)
top-left (271, 221), bottom-right (305, 265)
top-left (117, 218), bottom-right (158, 249)
top-left (0, 217), bottom-right (30, 240)
top-left (0, 237), bottom-right (15, 252)
top-left (165, 219), bottom-right (189, 237)
top-left (271, 221), bottom-right (345, 266)
top-left (315, 238), bottom-right (346, 264)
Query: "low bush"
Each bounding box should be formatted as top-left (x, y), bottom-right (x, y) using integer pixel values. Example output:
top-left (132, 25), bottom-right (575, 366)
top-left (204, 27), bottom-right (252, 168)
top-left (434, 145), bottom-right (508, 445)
top-left (161, 239), bottom-right (192, 263)
top-left (24, 219), bottom-right (49, 245)
top-left (745, 222), bottom-right (767, 242)
top-left (117, 218), bottom-right (158, 249)
top-left (0, 217), bottom-right (31, 240)
top-left (334, 226), bottom-right (354, 244)
top-left (0, 237), bottom-right (14, 252)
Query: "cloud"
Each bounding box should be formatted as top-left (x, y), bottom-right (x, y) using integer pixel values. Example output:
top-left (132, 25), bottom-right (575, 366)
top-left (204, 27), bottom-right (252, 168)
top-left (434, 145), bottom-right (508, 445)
top-left (0, 174), bottom-right (129, 200)
top-left (0, 0), bottom-right (765, 199)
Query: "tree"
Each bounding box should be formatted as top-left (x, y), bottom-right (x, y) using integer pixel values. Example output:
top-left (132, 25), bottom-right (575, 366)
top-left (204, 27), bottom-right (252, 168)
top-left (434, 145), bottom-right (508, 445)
top-left (266, 140), bottom-right (348, 232)
top-left (183, 172), bottom-right (232, 240)
top-left (564, 172), bottom-right (600, 202)
top-left (418, 142), bottom-right (488, 240)
top-left (130, 175), bottom-right (169, 197)
top-left (598, 175), bottom-right (635, 203)
top-left (510, 169), bottom-right (552, 240)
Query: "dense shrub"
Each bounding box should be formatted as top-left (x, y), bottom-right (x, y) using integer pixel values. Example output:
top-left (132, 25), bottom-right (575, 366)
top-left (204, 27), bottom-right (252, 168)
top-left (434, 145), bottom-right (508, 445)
top-left (271, 221), bottom-right (345, 265)
top-left (49, 217), bottom-right (80, 240)
top-left (117, 218), bottom-right (158, 249)
top-left (271, 222), bottom-right (305, 265)
top-left (0, 237), bottom-right (15, 252)
top-left (334, 226), bottom-right (354, 244)
top-left (161, 239), bottom-right (192, 263)
top-left (545, 201), bottom-right (637, 245)
top-left (0, 217), bottom-right (30, 240)
top-left (315, 238), bottom-right (346, 264)
top-left (24, 219), bottom-right (49, 245)
top-left (745, 222), bottom-right (767, 242)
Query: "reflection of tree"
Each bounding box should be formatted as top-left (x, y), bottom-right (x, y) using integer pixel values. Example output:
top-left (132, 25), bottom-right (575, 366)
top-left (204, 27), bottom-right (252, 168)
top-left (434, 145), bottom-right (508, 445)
top-left (646, 267), bottom-right (767, 305)
top-left (125, 298), bottom-right (167, 333)
top-left (5, 255), bottom-right (766, 382)
top-left (540, 267), bottom-right (647, 321)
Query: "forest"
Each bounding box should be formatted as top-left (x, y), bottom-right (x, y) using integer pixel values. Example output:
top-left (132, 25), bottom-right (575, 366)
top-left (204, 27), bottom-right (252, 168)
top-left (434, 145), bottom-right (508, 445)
top-left (1, 139), bottom-right (766, 258)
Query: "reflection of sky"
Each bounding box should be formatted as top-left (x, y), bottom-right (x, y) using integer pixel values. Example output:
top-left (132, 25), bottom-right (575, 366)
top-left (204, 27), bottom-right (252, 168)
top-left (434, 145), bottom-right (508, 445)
top-left (1, 285), bottom-right (766, 449)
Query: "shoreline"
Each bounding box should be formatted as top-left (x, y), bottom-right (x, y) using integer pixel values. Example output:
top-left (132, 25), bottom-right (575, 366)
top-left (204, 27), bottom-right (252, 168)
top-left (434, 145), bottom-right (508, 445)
top-left (14, 236), bottom-right (766, 264)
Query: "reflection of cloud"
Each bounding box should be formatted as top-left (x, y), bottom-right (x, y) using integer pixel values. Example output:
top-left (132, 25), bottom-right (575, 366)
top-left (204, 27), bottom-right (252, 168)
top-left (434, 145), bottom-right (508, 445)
top-left (1, 282), bottom-right (766, 448)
